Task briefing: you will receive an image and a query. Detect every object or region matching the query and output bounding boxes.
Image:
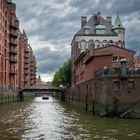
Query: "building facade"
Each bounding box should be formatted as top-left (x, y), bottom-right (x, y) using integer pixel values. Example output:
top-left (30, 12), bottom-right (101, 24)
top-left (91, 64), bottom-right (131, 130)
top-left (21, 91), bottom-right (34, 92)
top-left (135, 55), bottom-right (140, 67)
top-left (68, 12), bottom-right (140, 118)
top-left (0, 0), bottom-right (36, 92)
top-left (17, 31), bottom-right (36, 89)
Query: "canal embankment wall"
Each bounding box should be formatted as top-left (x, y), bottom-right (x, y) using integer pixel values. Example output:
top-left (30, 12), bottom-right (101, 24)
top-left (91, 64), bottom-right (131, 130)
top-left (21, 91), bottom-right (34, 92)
top-left (0, 92), bottom-right (18, 104)
top-left (0, 91), bottom-right (35, 104)
top-left (64, 75), bottom-right (140, 119)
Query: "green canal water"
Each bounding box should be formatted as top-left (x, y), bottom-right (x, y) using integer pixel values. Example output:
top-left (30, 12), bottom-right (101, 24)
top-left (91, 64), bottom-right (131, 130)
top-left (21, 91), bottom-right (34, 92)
top-left (0, 97), bottom-right (140, 140)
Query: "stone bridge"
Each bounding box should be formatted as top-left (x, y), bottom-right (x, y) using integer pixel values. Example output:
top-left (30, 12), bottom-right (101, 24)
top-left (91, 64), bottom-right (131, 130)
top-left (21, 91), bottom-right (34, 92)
top-left (18, 85), bottom-right (65, 101)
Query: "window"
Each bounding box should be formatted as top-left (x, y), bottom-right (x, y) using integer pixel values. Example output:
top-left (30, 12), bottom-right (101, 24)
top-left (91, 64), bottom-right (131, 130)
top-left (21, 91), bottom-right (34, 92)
top-left (128, 81), bottom-right (135, 94)
top-left (102, 40), bottom-right (108, 47)
top-left (112, 56), bottom-right (125, 62)
top-left (84, 29), bottom-right (90, 34)
top-left (118, 30), bottom-right (122, 34)
top-left (80, 72), bottom-right (85, 80)
top-left (112, 56), bottom-right (118, 62)
top-left (118, 40), bottom-right (122, 47)
top-left (79, 40), bottom-right (87, 53)
top-left (95, 40), bottom-right (100, 48)
top-left (113, 81), bottom-right (120, 91)
top-left (88, 39), bottom-right (94, 48)
top-left (96, 29), bottom-right (105, 34)
top-left (109, 40), bottom-right (114, 45)
top-left (123, 41), bottom-right (125, 48)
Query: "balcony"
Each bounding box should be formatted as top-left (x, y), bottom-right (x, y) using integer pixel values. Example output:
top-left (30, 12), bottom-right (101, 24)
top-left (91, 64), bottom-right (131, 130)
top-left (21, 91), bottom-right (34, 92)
top-left (31, 63), bottom-right (35, 67)
top-left (10, 48), bottom-right (17, 55)
top-left (24, 54), bottom-right (29, 58)
top-left (24, 70), bottom-right (29, 75)
top-left (10, 30), bottom-right (18, 38)
top-left (94, 67), bottom-right (140, 78)
top-left (10, 22), bottom-right (19, 29)
top-left (24, 59), bottom-right (29, 64)
top-left (10, 57), bottom-right (17, 63)
top-left (24, 65), bottom-right (29, 69)
top-left (30, 67), bottom-right (35, 71)
top-left (10, 39), bottom-right (17, 46)
top-left (24, 80), bottom-right (28, 83)
top-left (30, 72), bottom-right (35, 75)
top-left (9, 70), bottom-right (17, 75)
top-left (25, 48), bottom-right (29, 53)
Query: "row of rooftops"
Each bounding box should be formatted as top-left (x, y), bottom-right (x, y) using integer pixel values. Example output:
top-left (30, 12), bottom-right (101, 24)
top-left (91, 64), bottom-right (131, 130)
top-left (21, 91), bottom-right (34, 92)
top-left (76, 12), bottom-right (125, 36)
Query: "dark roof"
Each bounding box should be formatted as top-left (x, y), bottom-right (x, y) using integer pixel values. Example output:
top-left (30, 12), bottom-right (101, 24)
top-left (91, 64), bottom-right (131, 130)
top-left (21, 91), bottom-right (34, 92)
top-left (95, 45), bottom-right (136, 54)
top-left (76, 15), bottom-right (118, 36)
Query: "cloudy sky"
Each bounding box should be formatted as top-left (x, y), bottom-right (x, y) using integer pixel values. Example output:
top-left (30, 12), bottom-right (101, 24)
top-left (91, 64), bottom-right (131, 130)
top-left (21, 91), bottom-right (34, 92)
top-left (13, 0), bottom-right (140, 81)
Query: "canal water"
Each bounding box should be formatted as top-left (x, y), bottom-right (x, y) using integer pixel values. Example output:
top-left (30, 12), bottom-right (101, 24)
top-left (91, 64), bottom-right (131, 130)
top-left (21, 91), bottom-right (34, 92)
top-left (0, 97), bottom-right (140, 140)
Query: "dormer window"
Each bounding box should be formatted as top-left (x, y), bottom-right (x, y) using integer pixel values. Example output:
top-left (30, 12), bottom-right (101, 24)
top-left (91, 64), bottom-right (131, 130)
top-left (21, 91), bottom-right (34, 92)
top-left (96, 30), bottom-right (105, 34)
top-left (83, 25), bottom-right (90, 34)
top-left (95, 24), bottom-right (106, 35)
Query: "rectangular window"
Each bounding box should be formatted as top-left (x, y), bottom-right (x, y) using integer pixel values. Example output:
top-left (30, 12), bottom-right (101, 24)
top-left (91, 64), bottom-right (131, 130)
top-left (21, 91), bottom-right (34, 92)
top-left (128, 81), bottom-right (135, 93)
top-left (96, 30), bottom-right (105, 34)
top-left (113, 81), bottom-right (120, 91)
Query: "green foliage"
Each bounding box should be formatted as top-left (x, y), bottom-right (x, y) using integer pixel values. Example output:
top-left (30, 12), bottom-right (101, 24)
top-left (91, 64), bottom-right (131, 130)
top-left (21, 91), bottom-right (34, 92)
top-left (52, 58), bottom-right (71, 87)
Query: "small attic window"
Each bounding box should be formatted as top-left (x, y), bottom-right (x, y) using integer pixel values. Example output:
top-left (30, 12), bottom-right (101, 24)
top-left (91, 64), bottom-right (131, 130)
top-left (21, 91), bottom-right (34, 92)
top-left (95, 24), bottom-right (106, 35)
top-left (96, 30), bottom-right (105, 34)
top-left (83, 25), bottom-right (90, 34)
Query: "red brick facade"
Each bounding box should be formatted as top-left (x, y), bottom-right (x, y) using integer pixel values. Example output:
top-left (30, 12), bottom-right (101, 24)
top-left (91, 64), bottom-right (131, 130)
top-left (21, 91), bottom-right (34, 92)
top-left (72, 44), bottom-right (135, 85)
top-left (0, 0), bottom-right (36, 92)
top-left (68, 13), bottom-right (140, 117)
top-left (135, 55), bottom-right (140, 67)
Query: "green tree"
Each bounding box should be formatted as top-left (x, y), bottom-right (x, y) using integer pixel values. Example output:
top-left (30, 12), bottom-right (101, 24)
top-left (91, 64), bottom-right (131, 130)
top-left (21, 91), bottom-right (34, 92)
top-left (52, 58), bottom-right (71, 87)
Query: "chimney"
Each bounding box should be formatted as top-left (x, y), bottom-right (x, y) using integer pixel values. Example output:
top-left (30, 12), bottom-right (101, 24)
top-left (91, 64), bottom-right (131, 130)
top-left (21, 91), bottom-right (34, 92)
top-left (94, 12), bottom-right (101, 25)
top-left (81, 16), bottom-right (87, 28)
top-left (106, 16), bottom-right (112, 24)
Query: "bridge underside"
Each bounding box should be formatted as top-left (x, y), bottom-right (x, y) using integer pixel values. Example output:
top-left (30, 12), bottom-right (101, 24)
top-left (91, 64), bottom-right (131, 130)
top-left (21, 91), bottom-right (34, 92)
top-left (19, 88), bottom-right (64, 94)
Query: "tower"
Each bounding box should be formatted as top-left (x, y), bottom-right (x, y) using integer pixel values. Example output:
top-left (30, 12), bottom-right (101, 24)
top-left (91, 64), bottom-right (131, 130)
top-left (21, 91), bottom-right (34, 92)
top-left (113, 15), bottom-right (125, 47)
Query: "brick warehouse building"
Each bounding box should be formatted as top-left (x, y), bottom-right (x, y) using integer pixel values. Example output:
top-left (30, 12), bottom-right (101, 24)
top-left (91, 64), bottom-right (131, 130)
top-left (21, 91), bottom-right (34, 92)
top-left (0, 0), bottom-right (36, 92)
top-left (68, 12), bottom-right (140, 118)
top-left (17, 31), bottom-right (37, 89)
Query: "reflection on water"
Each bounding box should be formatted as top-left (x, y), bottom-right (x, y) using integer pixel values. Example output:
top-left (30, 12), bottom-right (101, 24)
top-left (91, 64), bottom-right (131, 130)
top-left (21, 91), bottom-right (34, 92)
top-left (0, 97), bottom-right (140, 140)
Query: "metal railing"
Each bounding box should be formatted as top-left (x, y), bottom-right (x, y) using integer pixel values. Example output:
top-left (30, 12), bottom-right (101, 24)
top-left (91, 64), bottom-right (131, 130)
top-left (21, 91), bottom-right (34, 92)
top-left (95, 67), bottom-right (140, 77)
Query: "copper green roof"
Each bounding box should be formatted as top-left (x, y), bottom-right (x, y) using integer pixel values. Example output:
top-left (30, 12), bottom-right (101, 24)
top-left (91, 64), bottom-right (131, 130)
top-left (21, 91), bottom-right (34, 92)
top-left (113, 16), bottom-right (124, 29)
top-left (83, 25), bottom-right (90, 29)
top-left (7, 0), bottom-right (12, 3)
top-left (95, 24), bottom-right (106, 30)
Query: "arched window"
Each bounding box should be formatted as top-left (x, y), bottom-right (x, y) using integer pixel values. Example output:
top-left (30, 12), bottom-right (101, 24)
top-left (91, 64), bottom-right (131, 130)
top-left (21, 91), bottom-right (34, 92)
top-left (88, 39), bottom-right (94, 48)
top-left (102, 40), bottom-right (108, 47)
top-left (95, 40), bottom-right (100, 48)
top-left (79, 40), bottom-right (87, 53)
top-left (118, 40), bottom-right (122, 47)
top-left (109, 40), bottom-right (114, 45)
top-left (123, 41), bottom-right (125, 48)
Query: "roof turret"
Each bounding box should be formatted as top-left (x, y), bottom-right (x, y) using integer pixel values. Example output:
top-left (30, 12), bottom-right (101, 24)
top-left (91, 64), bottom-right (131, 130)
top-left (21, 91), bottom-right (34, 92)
top-left (113, 16), bottom-right (125, 30)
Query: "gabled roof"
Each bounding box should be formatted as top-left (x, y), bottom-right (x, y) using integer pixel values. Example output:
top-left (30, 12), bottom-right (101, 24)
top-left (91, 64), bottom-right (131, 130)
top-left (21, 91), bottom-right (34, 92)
top-left (113, 16), bottom-right (125, 30)
top-left (76, 14), bottom-right (117, 36)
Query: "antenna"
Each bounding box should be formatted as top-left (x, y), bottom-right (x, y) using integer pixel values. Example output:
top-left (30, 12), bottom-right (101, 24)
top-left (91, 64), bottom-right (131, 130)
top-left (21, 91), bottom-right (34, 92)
top-left (117, 9), bottom-right (119, 16)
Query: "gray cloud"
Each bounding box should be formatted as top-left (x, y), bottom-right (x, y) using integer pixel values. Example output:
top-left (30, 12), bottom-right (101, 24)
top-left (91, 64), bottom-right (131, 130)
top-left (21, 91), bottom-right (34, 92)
top-left (34, 47), bottom-right (70, 74)
top-left (13, 0), bottom-right (140, 80)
